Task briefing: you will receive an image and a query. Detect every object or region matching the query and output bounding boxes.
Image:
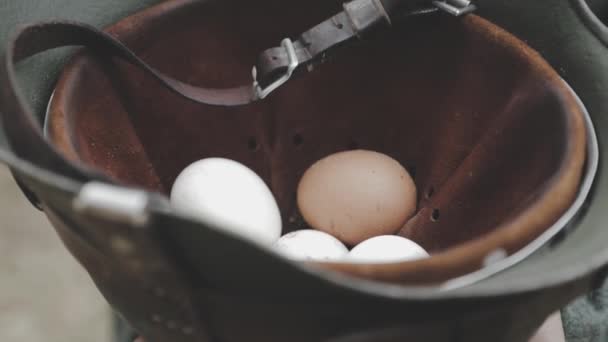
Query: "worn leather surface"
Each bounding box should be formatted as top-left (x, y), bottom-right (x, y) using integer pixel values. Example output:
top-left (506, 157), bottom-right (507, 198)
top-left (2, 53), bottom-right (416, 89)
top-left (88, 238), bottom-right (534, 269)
top-left (0, 0), bottom-right (606, 342)
top-left (34, 0), bottom-right (588, 341)
top-left (45, 0), bottom-right (586, 286)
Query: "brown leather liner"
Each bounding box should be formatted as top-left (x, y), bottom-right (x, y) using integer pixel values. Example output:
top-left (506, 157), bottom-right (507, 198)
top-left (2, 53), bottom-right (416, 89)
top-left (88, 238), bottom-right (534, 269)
top-left (47, 0), bottom-right (586, 283)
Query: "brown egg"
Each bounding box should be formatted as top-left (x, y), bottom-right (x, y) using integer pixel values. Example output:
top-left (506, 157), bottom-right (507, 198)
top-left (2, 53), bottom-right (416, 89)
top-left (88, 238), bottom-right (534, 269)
top-left (297, 150), bottom-right (417, 246)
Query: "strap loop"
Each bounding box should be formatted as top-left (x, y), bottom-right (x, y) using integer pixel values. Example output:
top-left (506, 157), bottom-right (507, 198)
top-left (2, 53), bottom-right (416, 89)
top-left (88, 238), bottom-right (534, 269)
top-left (253, 38), bottom-right (299, 99)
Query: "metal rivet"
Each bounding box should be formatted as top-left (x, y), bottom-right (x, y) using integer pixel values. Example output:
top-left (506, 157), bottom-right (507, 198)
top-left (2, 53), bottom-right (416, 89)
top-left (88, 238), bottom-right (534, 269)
top-left (153, 287), bottom-right (166, 297)
top-left (180, 298), bottom-right (191, 308)
top-left (110, 235), bottom-right (134, 255)
top-left (182, 326), bottom-right (194, 335)
top-left (151, 314), bottom-right (163, 323)
top-left (128, 260), bottom-right (143, 272)
top-left (167, 321), bottom-right (177, 330)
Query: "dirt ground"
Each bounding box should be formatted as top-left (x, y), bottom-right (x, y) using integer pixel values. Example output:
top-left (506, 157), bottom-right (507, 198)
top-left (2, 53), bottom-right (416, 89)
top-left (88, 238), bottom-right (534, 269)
top-left (0, 165), bottom-right (110, 342)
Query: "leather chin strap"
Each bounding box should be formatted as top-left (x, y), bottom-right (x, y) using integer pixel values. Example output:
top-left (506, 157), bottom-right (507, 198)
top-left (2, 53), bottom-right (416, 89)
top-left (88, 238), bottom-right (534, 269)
top-left (254, 0), bottom-right (462, 94)
top-left (255, 0), bottom-right (475, 96)
top-left (0, 0), bottom-right (474, 179)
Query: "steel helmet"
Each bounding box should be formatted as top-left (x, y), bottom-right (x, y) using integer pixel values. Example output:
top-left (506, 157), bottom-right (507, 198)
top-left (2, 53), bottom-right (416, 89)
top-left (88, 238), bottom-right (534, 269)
top-left (0, 0), bottom-right (605, 341)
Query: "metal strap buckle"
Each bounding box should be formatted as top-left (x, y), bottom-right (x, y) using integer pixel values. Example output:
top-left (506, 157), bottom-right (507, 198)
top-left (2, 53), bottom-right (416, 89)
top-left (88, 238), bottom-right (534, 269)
top-left (432, 0), bottom-right (476, 16)
top-left (252, 38), bottom-right (299, 100)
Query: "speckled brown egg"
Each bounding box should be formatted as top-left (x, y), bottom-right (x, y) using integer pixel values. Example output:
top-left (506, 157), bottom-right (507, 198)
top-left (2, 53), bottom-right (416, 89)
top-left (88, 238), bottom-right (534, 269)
top-left (297, 150), bottom-right (417, 246)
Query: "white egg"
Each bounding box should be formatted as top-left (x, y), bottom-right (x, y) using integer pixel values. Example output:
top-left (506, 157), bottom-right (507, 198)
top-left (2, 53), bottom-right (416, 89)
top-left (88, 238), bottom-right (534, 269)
top-left (170, 158), bottom-right (282, 245)
top-left (274, 230), bottom-right (348, 261)
top-left (348, 235), bottom-right (429, 263)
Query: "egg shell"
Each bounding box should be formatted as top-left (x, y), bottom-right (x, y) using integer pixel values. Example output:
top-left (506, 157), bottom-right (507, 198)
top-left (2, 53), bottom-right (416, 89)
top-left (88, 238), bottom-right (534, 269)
top-left (348, 235), bottom-right (429, 263)
top-left (274, 230), bottom-right (348, 261)
top-left (170, 158), bottom-right (282, 245)
top-left (297, 150), bottom-right (416, 246)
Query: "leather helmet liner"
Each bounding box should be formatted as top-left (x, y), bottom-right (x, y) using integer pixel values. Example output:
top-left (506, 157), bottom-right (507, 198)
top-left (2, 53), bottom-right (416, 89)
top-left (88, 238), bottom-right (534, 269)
top-left (46, 0), bottom-right (586, 284)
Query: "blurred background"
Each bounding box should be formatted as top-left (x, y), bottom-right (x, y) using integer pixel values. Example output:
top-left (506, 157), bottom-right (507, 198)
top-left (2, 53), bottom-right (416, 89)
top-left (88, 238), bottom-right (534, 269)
top-left (0, 165), bottom-right (110, 342)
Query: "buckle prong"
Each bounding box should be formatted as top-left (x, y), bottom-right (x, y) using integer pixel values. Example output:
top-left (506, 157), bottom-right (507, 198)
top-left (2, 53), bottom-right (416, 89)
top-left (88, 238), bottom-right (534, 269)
top-left (253, 38), bottom-right (299, 100)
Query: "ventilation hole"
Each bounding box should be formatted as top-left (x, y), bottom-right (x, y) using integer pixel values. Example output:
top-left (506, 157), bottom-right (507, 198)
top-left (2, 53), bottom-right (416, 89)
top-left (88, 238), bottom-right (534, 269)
top-left (347, 141), bottom-right (359, 150)
top-left (247, 137), bottom-right (259, 151)
top-left (426, 187), bottom-right (435, 199)
top-left (431, 209), bottom-right (440, 222)
top-left (293, 134), bottom-right (304, 146)
top-left (337, 23), bottom-right (344, 29)
top-left (272, 56), bottom-right (278, 61)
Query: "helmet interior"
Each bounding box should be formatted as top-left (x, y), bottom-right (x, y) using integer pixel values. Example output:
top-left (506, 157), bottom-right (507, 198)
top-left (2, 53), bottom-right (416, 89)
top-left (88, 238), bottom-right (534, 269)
top-left (46, 0), bottom-right (586, 283)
